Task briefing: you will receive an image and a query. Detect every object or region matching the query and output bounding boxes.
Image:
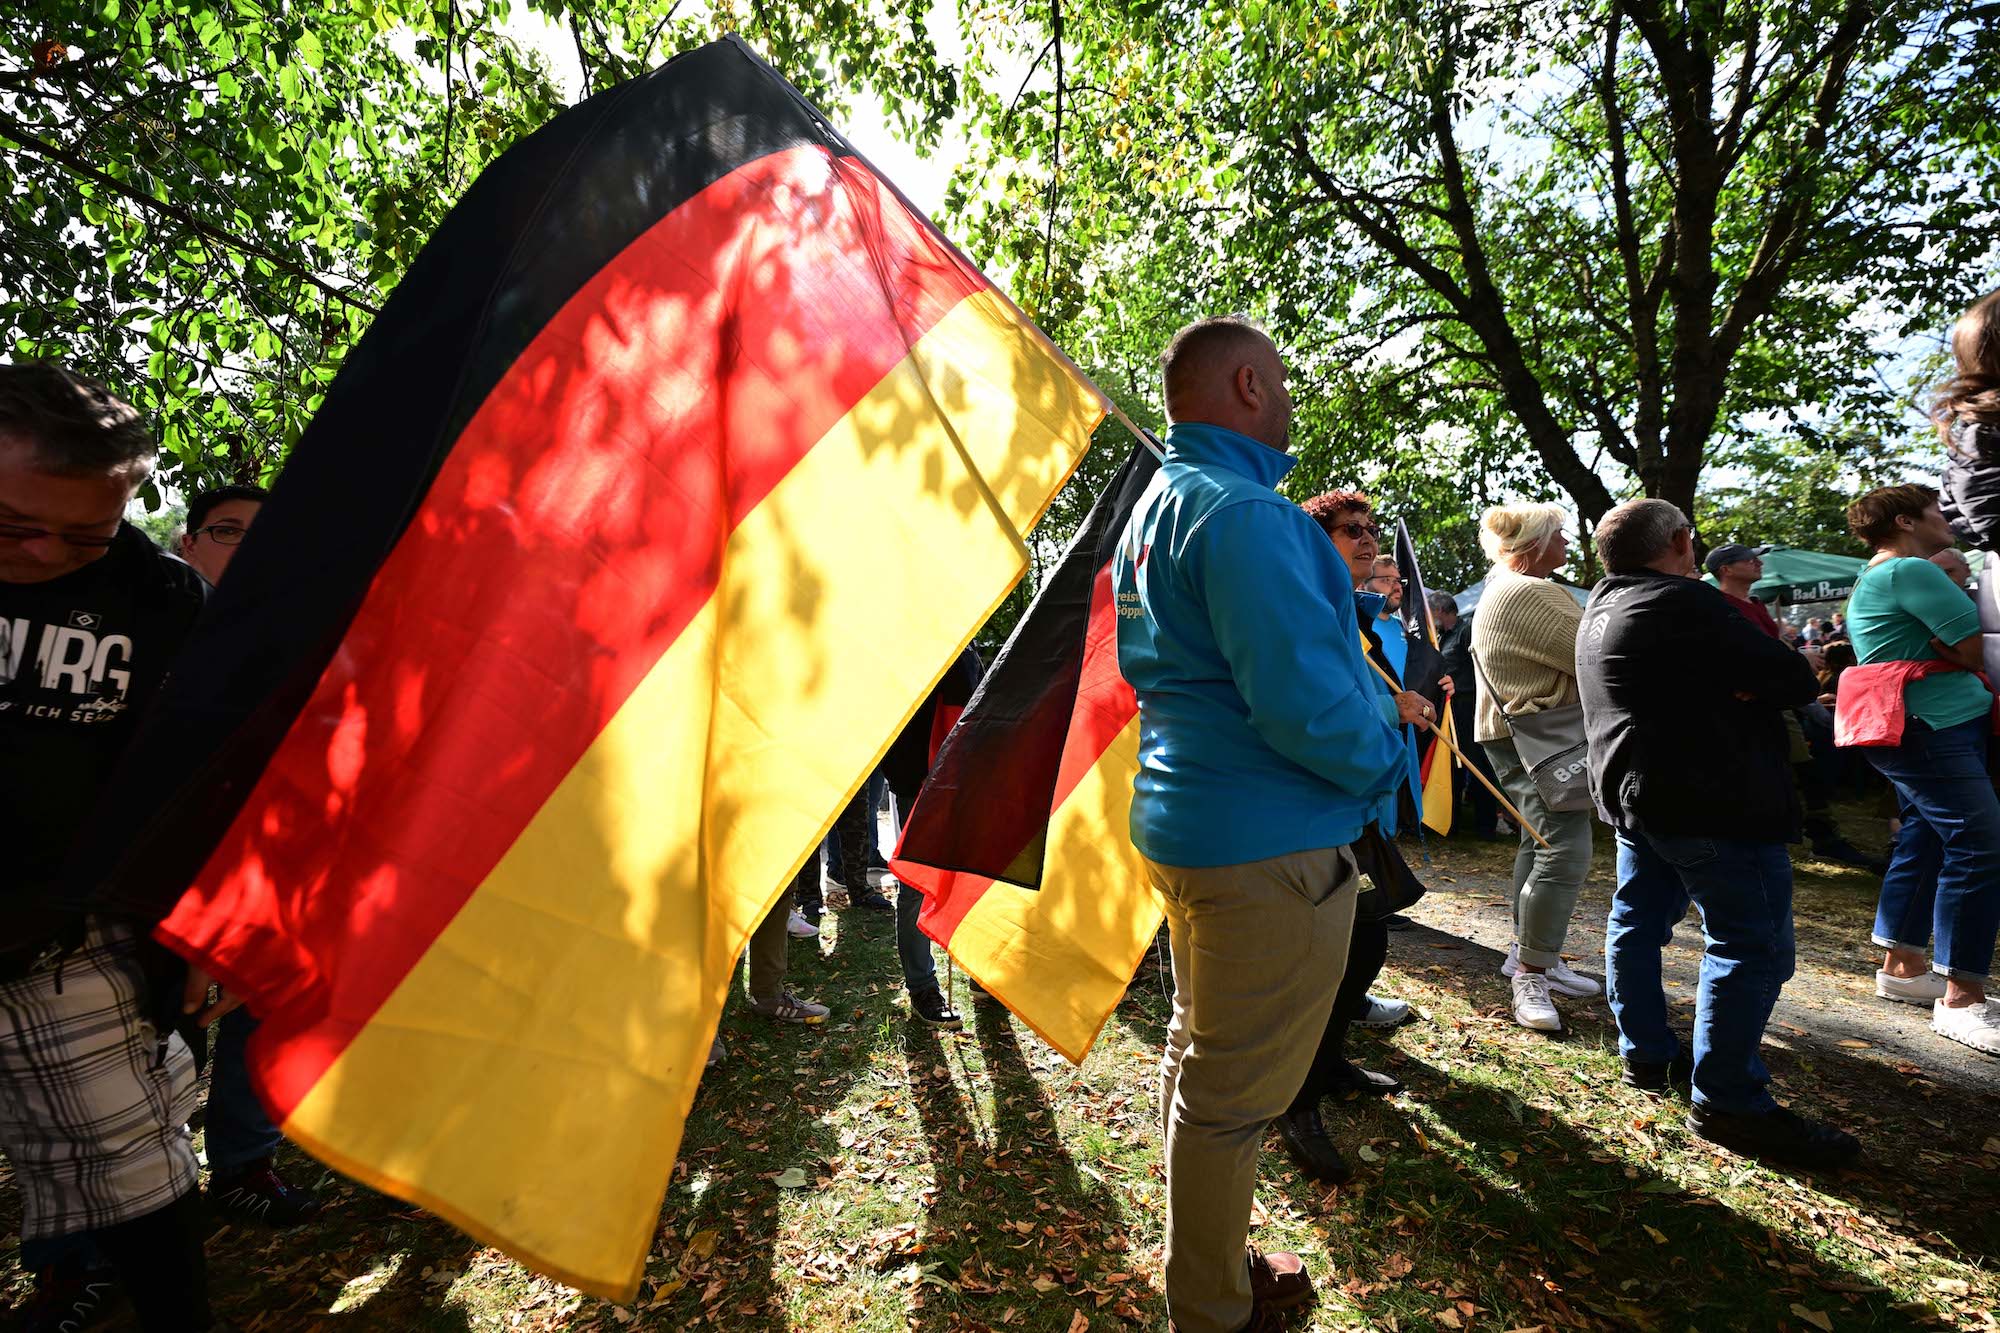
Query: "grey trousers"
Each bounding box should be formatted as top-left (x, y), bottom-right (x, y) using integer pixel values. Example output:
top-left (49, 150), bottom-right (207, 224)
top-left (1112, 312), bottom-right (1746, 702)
top-left (1483, 736), bottom-right (1594, 968)
top-left (1151, 845), bottom-right (1359, 1333)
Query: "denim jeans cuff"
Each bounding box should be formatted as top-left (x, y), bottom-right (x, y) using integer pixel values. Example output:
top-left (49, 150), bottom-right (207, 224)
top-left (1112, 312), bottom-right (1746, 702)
top-left (1872, 933), bottom-right (1929, 952)
top-left (1692, 1089), bottom-right (1779, 1117)
top-left (208, 1145), bottom-right (282, 1176)
top-left (1516, 944), bottom-right (1567, 969)
top-left (1933, 963), bottom-right (1992, 984)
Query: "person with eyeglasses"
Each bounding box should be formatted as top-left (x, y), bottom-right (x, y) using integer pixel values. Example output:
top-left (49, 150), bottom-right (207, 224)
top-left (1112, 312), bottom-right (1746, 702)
top-left (0, 362), bottom-right (222, 1331)
top-left (170, 481), bottom-right (335, 1234)
top-left (176, 483), bottom-right (266, 586)
top-left (1579, 499), bottom-right (1858, 1164)
top-left (1259, 490), bottom-right (1436, 1192)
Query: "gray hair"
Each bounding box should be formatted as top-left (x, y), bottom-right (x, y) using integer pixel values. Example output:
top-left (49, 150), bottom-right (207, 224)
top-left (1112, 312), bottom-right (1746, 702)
top-left (1595, 498), bottom-right (1690, 575)
top-left (1426, 590), bottom-right (1458, 619)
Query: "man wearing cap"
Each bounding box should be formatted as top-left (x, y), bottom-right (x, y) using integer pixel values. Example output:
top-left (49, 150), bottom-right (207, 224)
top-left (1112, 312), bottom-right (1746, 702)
top-left (1707, 544), bottom-right (1784, 639)
top-left (1709, 539), bottom-right (1884, 873)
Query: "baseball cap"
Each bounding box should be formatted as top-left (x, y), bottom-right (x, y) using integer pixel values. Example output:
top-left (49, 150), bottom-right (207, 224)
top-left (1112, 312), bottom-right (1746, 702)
top-left (1704, 543), bottom-right (1759, 575)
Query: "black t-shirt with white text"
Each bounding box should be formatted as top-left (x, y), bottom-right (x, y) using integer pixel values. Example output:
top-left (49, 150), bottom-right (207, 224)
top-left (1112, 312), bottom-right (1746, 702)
top-left (1, 523), bottom-right (206, 936)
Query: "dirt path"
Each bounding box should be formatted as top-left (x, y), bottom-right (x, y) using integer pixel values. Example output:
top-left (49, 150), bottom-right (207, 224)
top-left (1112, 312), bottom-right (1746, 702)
top-left (1391, 836), bottom-right (2000, 1094)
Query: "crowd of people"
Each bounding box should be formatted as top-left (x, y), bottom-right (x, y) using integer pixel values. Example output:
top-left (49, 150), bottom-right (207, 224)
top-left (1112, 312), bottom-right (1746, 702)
top-left (3, 287), bottom-right (1998, 1333)
top-left (1113, 292), bottom-right (2000, 1333)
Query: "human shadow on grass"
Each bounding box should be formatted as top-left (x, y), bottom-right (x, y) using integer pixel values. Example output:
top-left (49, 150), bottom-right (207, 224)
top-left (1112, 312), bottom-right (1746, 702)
top-left (641, 901), bottom-right (901, 1330)
top-left (898, 993), bottom-right (1167, 1332)
top-left (1381, 917), bottom-right (2000, 1268)
top-left (1271, 1049), bottom-right (1931, 1330)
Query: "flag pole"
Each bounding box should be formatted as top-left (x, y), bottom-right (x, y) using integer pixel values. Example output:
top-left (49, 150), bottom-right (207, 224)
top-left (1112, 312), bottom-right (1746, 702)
top-left (1363, 655), bottom-right (1551, 850)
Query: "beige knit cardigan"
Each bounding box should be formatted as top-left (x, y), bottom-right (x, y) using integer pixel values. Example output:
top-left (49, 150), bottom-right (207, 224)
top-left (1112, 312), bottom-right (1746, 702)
top-left (1468, 566), bottom-right (1584, 743)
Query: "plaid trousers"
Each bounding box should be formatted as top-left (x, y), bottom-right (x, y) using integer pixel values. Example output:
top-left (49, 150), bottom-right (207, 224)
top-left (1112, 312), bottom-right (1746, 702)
top-left (0, 920), bottom-right (199, 1239)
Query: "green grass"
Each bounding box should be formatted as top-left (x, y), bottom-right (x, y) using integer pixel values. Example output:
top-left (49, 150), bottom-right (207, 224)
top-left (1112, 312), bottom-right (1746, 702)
top-left (4, 817), bottom-right (1997, 1330)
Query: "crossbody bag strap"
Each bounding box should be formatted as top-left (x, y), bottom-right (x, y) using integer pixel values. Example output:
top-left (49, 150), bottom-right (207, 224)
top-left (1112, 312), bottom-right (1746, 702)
top-left (1468, 639), bottom-right (1516, 725)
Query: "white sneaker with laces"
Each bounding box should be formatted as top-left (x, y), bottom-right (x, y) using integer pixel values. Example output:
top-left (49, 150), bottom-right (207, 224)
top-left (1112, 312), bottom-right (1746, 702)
top-left (1932, 999), bottom-right (2000, 1056)
top-left (1355, 994), bottom-right (1412, 1028)
top-left (1512, 971), bottom-right (1563, 1032)
top-left (1875, 969), bottom-right (1946, 1005)
top-left (787, 909), bottom-right (820, 939)
top-left (1501, 942), bottom-right (1602, 998)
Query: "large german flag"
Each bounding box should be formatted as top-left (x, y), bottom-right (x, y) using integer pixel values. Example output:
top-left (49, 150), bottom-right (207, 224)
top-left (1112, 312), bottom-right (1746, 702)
top-left (71, 37), bottom-right (1103, 1299)
top-left (890, 446), bottom-right (1164, 1062)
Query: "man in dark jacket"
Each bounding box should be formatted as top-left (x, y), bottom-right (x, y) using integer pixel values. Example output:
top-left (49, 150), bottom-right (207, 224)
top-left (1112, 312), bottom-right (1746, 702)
top-left (1579, 499), bottom-right (1859, 1167)
top-left (1, 363), bottom-right (219, 1329)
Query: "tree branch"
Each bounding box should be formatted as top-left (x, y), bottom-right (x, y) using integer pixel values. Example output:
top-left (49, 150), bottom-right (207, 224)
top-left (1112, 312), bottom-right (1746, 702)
top-left (0, 111), bottom-right (381, 316)
top-left (1041, 0), bottom-right (1064, 296)
top-left (1716, 2), bottom-right (1764, 164)
top-left (1714, 0), bottom-right (1873, 363)
top-left (1001, 37), bottom-right (1057, 128)
top-left (0, 51), bottom-right (115, 89)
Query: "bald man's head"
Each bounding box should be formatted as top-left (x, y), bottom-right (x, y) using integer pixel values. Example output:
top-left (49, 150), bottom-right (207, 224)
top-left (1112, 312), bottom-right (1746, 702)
top-left (1931, 547), bottom-right (1973, 589)
top-left (1159, 316), bottom-right (1292, 452)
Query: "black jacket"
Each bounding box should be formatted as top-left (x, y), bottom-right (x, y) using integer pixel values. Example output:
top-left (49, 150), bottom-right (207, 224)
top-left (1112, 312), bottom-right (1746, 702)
top-left (1576, 571), bottom-right (1819, 842)
top-left (1940, 418), bottom-right (2000, 551)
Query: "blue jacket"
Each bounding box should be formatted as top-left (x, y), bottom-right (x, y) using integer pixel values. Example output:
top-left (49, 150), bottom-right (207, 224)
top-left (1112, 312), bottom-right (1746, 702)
top-left (1111, 422), bottom-right (1408, 867)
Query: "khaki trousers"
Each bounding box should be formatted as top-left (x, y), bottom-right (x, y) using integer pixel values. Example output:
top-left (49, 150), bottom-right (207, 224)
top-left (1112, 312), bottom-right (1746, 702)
top-left (1150, 845), bottom-right (1358, 1333)
top-left (747, 881), bottom-right (796, 1002)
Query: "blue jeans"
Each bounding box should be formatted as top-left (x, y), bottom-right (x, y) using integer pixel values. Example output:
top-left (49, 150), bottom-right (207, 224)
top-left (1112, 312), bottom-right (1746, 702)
top-left (207, 1008), bottom-right (284, 1174)
top-left (1866, 717), bottom-right (2000, 982)
top-left (1605, 831), bottom-right (1795, 1115)
top-left (897, 878), bottom-right (939, 998)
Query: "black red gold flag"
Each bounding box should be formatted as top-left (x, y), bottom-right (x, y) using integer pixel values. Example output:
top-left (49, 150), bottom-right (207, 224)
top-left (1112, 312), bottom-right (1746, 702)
top-left (890, 445), bottom-right (1164, 1060)
top-left (68, 36), bottom-right (1104, 1298)
top-left (1395, 518), bottom-right (1454, 834)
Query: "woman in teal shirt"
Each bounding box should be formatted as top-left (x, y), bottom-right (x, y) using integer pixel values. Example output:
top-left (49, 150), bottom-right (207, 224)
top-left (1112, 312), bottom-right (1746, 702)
top-left (1845, 485), bottom-right (1999, 1058)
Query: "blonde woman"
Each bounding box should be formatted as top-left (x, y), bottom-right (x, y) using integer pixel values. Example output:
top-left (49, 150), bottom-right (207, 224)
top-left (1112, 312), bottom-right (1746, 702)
top-left (1469, 503), bottom-right (1600, 1032)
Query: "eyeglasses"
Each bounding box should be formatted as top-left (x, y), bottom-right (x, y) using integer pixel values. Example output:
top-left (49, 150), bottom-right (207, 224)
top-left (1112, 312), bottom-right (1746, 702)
top-left (1333, 521), bottom-right (1383, 541)
top-left (0, 521), bottom-right (118, 549)
top-left (192, 523), bottom-right (249, 545)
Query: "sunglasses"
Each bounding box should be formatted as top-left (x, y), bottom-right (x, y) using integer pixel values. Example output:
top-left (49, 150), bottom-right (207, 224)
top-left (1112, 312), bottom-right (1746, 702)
top-left (1333, 521), bottom-right (1383, 541)
top-left (0, 521), bottom-right (118, 549)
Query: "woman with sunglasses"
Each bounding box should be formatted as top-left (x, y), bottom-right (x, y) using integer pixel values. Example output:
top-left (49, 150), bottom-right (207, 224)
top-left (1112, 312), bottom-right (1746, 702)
top-left (1269, 489), bottom-right (1430, 1186)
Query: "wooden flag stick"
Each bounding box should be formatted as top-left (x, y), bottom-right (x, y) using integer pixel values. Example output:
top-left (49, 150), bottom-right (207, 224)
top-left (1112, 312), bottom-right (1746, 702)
top-left (1364, 657), bottom-right (1553, 851)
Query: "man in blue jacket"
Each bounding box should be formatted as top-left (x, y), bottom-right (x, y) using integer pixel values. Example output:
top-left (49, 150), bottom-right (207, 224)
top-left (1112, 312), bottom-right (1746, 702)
top-left (1113, 317), bottom-right (1425, 1333)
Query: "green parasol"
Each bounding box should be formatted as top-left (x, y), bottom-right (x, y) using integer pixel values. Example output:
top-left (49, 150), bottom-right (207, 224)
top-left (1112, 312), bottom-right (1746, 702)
top-left (1705, 543), bottom-right (1869, 605)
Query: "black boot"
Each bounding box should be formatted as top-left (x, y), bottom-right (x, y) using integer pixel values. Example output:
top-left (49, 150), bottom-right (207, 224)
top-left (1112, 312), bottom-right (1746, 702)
top-left (1622, 1046), bottom-right (1693, 1094)
top-left (1274, 1105), bottom-right (1352, 1184)
top-left (1686, 1104), bottom-right (1860, 1167)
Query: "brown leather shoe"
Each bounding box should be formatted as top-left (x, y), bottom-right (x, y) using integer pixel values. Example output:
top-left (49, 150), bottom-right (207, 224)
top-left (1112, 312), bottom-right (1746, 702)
top-left (1246, 1245), bottom-right (1312, 1310)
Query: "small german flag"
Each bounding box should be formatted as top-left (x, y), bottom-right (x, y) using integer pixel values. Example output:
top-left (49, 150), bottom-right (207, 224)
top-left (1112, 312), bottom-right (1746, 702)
top-left (72, 37), bottom-right (1103, 1299)
top-left (1393, 519), bottom-right (1455, 835)
top-left (890, 446), bottom-right (1165, 1062)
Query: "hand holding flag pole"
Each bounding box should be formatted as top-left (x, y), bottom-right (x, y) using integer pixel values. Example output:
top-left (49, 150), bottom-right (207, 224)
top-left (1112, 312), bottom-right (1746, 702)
top-left (1362, 655), bottom-right (1552, 850)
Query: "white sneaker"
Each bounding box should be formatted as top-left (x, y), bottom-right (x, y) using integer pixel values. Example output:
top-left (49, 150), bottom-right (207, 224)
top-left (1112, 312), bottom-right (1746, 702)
top-left (1501, 943), bottom-right (1602, 999)
top-left (1356, 994), bottom-right (1412, 1028)
top-left (787, 910), bottom-right (820, 939)
top-left (1512, 972), bottom-right (1563, 1032)
top-left (1875, 969), bottom-right (1946, 1005)
top-left (1932, 999), bottom-right (2000, 1056)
